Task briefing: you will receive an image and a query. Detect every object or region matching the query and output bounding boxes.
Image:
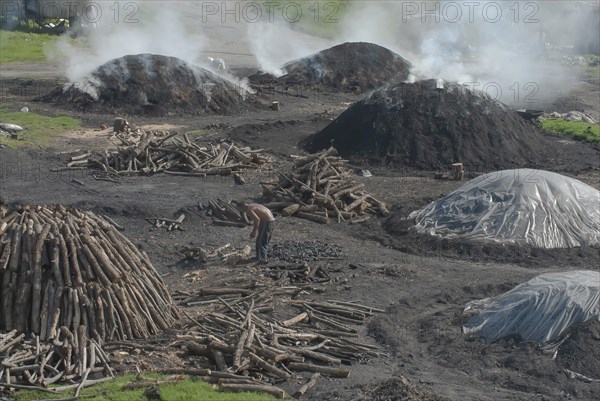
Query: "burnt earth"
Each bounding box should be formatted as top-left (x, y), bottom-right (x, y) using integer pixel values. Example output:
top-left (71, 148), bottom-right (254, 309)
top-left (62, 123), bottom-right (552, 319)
top-left (270, 240), bottom-right (344, 263)
top-left (556, 320), bottom-right (600, 378)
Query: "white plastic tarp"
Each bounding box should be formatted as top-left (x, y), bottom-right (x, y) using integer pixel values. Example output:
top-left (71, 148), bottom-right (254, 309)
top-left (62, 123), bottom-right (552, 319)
top-left (409, 169), bottom-right (600, 248)
top-left (463, 271), bottom-right (600, 344)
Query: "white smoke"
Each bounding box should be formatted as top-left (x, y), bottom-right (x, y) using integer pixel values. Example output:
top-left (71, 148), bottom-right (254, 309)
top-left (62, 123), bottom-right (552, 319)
top-left (47, 2), bottom-right (208, 81)
top-left (247, 22), bottom-right (290, 77)
top-left (45, 0), bottom-right (597, 108)
top-left (333, 0), bottom-right (598, 107)
top-left (246, 18), bottom-right (336, 77)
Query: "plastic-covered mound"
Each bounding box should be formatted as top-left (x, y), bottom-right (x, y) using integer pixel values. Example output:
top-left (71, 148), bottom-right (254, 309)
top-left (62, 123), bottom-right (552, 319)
top-left (249, 42), bottom-right (411, 92)
top-left (462, 271), bottom-right (600, 345)
top-left (44, 54), bottom-right (251, 116)
top-left (408, 169), bottom-right (600, 248)
top-left (303, 80), bottom-right (559, 170)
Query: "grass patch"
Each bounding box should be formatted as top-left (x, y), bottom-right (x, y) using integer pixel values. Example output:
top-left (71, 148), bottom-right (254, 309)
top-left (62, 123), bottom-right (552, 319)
top-left (0, 31), bottom-right (59, 63)
top-left (541, 118), bottom-right (600, 143)
top-left (185, 129), bottom-right (208, 136)
top-left (12, 374), bottom-right (280, 401)
top-left (582, 65), bottom-right (600, 81)
top-left (0, 104), bottom-right (80, 147)
top-left (280, 0), bottom-right (351, 39)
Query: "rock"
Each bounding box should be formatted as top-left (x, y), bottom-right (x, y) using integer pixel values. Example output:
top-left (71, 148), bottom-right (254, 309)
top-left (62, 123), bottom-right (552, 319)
top-left (0, 123), bottom-right (23, 132)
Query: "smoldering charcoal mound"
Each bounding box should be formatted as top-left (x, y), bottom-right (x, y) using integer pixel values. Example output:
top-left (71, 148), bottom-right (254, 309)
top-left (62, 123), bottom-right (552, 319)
top-left (44, 54), bottom-right (252, 116)
top-left (303, 79), bottom-right (562, 170)
top-left (249, 42), bottom-right (411, 92)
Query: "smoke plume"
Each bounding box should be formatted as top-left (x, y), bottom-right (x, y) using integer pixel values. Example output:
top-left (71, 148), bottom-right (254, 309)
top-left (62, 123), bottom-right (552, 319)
top-left (46, 1), bottom-right (598, 108)
top-left (335, 0), bottom-right (599, 107)
top-left (48, 2), bottom-right (208, 81)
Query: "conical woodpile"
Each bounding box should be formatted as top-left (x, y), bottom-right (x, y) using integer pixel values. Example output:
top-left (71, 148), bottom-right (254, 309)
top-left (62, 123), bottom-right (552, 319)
top-left (0, 205), bottom-right (179, 342)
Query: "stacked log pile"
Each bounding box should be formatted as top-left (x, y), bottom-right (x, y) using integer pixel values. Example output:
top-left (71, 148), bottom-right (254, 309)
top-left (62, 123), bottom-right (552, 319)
top-left (0, 205), bottom-right (179, 342)
top-left (261, 147), bottom-right (389, 224)
top-left (201, 198), bottom-right (250, 228)
top-left (172, 285), bottom-right (383, 399)
top-left (67, 132), bottom-right (273, 176)
top-left (0, 328), bottom-right (113, 390)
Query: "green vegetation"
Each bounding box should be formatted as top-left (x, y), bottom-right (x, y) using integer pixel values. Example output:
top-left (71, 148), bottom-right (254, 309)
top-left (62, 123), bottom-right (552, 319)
top-left (541, 118), bottom-right (600, 143)
top-left (185, 129), bottom-right (208, 136)
top-left (280, 0), bottom-right (351, 39)
top-left (0, 104), bottom-right (80, 147)
top-left (13, 374), bottom-right (279, 401)
top-left (582, 64), bottom-right (600, 81)
top-left (0, 31), bottom-right (59, 63)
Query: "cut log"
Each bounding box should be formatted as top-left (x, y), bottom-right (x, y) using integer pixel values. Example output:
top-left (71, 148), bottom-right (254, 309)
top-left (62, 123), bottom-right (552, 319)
top-left (294, 373), bottom-right (321, 398)
top-left (281, 204), bottom-right (301, 217)
top-left (287, 362), bottom-right (350, 378)
top-left (281, 312), bottom-right (308, 328)
top-left (248, 352), bottom-right (291, 380)
top-left (296, 212), bottom-right (330, 225)
top-left (219, 383), bottom-right (288, 399)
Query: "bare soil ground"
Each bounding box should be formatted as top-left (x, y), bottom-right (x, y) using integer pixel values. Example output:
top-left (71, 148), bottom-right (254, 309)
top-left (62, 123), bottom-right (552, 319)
top-left (1, 60), bottom-right (599, 401)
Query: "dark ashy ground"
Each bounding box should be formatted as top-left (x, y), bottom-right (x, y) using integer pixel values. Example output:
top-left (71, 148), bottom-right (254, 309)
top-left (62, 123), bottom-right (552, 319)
top-left (556, 320), bottom-right (600, 379)
top-left (1, 52), bottom-right (599, 401)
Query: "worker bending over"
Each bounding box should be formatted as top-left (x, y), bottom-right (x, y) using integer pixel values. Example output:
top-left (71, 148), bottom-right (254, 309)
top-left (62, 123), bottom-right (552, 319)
top-left (235, 200), bottom-right (275, 264)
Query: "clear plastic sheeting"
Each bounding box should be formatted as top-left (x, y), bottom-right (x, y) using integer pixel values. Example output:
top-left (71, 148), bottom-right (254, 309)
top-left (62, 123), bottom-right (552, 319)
top-left (463, 271), bottom-right (600, 344)
top-left (409, 169), bottom-right (600, 248)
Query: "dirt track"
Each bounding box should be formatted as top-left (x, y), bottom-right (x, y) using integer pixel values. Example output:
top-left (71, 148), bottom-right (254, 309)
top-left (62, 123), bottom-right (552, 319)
top-left (1, 23), bottom-right (600, 401)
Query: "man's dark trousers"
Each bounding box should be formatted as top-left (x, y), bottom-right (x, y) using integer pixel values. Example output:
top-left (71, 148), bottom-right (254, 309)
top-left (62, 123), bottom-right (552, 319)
top-left (256, 221), bottom-right (274, 262)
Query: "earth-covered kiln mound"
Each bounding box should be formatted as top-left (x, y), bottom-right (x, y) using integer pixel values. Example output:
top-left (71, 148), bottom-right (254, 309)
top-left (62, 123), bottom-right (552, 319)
top-left (303, 80), bottom-right (559, 170)
top-left (249, 42), bottom-right (411, 92)
top-left (45, 54), bottom-right (251, 116)
top-left (409, 169), bottom-right (600, 248)
top-left (0, 205), bottom-right (179, 342)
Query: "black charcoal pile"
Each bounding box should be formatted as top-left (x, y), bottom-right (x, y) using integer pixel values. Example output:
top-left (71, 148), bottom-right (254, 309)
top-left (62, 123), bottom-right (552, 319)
top-left (270, 240), bottom-right (344, 263)
top-left (249, 42), bottom-right (411, 93)
top-left (44, 54), bottom-right (251, 116)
